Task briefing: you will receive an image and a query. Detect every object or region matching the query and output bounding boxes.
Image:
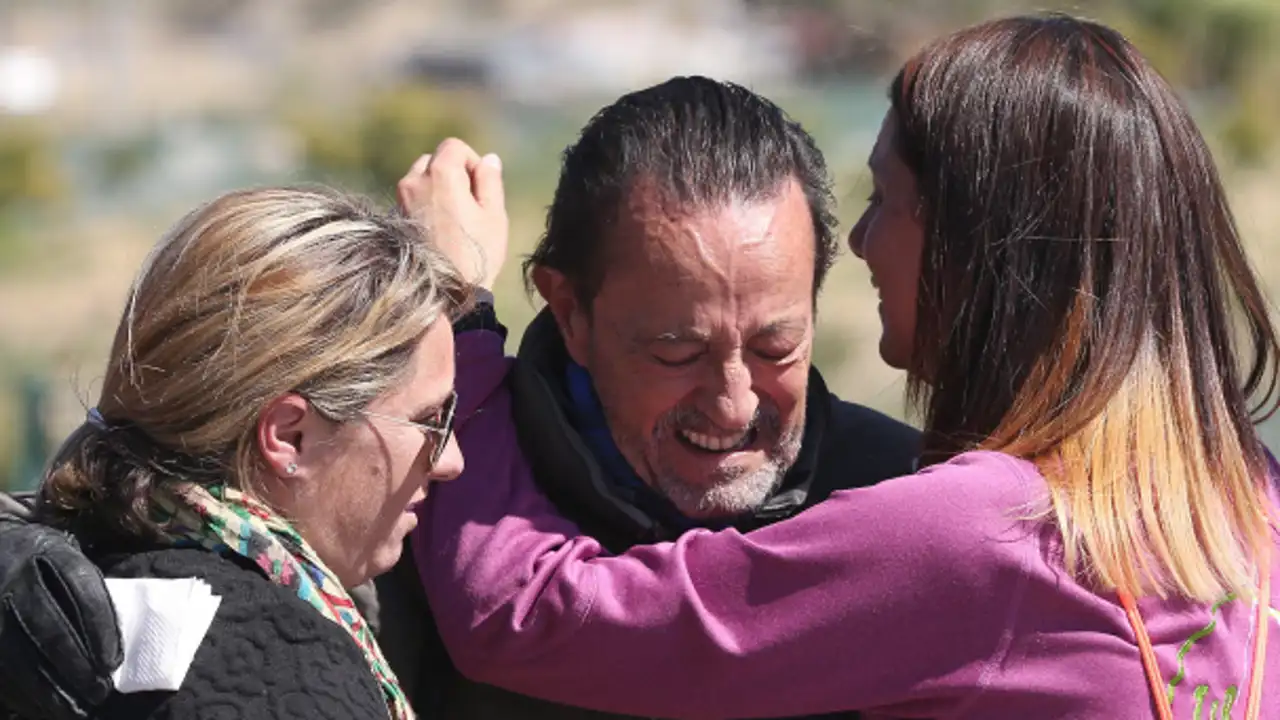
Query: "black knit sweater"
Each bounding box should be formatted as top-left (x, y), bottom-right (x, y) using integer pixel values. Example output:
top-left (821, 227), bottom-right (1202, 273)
top-left (92, 547), bottom-right (389, 720)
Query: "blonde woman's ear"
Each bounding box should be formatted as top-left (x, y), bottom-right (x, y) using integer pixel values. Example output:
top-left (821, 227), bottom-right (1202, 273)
top-left (256, 394), bottom-right (310, 480)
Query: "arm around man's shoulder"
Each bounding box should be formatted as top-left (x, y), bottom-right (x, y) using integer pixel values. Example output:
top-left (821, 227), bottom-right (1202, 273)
top-left (434, 449), bottom-right (1041, 717)
top-left (95, 548), bottom-right (388, 720)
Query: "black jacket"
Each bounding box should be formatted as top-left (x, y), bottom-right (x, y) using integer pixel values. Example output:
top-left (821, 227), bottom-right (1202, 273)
top-left (398, 312), bottom-right (921, 719)
top-left (92, 547), bottom-right (389, 720)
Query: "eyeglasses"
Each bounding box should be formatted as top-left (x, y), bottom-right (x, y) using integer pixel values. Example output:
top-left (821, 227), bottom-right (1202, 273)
top-left (361, 389), bottom-right (457, 466)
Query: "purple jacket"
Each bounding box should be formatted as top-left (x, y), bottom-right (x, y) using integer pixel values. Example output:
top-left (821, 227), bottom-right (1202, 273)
top-left (415, 329), bottom-right (1280, 719)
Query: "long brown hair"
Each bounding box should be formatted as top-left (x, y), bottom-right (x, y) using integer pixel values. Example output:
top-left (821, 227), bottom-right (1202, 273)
top-left (893, 14), bottom-right (1280, 601)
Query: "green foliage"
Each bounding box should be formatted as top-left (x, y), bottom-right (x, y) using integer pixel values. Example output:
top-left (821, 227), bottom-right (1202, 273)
top-left (0, 121), bottom-right (66, 276)
top-left (0, 120), bottom-right (65, 215)
top-left (1219, 93), bottom-right (1273, 168)
top-left (1099, 0), bottom-right (1280, 165)
top-left (6, 374), bottom-right (49, 493)
top-left (770, 0), bottom-right (1280, 167)
top-left (96, 133), bottom-right (162, 189)
top-left (289, 84), bottom-right (489, 195)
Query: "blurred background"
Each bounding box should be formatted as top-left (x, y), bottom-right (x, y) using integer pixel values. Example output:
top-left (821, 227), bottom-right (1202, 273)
top-left (2, 0), bottom-right (1280, 491)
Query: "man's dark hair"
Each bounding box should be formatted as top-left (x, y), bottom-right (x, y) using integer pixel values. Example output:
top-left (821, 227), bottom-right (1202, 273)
top-left (524, 76), bottom-right (838, 306)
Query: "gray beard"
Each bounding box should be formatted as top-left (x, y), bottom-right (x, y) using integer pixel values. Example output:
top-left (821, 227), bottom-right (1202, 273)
top-left (651, 452), bottom-right (791, 519)
top-left (593, 371), bottom-right (805, 520)
top-left (647, 426), bottom-right (804, 520)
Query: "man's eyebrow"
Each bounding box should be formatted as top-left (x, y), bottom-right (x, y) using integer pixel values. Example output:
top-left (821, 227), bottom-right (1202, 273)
top-left (650, 329), bottom-right (711, 343)
top-left (642, 321), bottom-right (807, 343)
top-left (756, 318), bottom-right (808, 337)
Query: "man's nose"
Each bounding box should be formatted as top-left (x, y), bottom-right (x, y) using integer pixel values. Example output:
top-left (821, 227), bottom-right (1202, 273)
top-left (702, 358), bottom-right (759, 430)
top-left (428, 435), bottom-right (464, 482)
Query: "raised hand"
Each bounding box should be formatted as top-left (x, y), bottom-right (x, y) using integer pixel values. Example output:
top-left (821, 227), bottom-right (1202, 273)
top-left (397, 138), bottom-right (508, 291)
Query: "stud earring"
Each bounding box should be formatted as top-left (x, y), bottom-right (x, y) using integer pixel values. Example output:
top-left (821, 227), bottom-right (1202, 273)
top-left (285, 462), bottom-right (298, 475)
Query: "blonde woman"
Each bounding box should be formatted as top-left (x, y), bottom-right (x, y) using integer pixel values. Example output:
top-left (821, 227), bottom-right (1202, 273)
top-left (10, 185), bottom-right (468, 720)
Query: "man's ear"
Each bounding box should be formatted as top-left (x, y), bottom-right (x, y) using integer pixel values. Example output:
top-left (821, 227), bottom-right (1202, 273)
top-left (532, 265), bottom-right (592, 368)
top-left (256, 394), bottom-right (314, 481)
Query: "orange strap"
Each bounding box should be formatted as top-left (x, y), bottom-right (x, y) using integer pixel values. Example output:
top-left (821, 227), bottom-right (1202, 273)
top-left (1120, 541), bottom-right (1271, 720)
top-left (1119, 587), bottom-right (1175, 720)
top-left (1246, 547), bottom-right (1271, 720)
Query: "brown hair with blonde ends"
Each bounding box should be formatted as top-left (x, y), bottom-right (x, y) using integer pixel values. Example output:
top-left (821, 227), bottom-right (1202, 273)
top-left (892, 14), bottom-right (1280, 602)
top-left (38, 186), bottom-right (469, 548)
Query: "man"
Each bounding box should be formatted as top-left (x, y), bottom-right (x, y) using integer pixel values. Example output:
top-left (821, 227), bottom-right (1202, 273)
top-left (0, 77), bottom-right (918, 720)
top-left (388, 76), bottom-right (920, 718)
top-left (476, 75), bottom-right (915, 545)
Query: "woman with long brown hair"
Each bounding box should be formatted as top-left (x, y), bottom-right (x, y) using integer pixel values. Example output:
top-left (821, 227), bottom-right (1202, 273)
top-left (418, 13), bottom-right (1280, 719)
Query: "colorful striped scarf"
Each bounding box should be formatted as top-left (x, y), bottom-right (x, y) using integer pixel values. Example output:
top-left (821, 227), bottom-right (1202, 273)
top-left (151, 482), bottom-right (413, 720)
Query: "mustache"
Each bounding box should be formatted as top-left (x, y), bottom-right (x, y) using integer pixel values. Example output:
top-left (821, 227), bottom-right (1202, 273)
top-left (653, 402), bottom-right (783, 438)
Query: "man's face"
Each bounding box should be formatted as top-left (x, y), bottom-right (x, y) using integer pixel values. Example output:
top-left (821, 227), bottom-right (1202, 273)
top-left (565, 178), bottom-right (815, 520)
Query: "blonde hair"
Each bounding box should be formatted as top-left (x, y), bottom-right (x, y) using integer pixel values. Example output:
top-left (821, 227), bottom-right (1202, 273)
top-left (992, 334), bottom-right (1273, 602)
top-left (38, 186), bottom-right (469, 545)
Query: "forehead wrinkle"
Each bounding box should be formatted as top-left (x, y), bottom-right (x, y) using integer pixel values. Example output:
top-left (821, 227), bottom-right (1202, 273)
top-left (685, 223), bottom-right (735, 324)
top-left (621, 177), bottom-right (791, 273)
top-left (687, 192), bottom-right (790, 286)
top-left (609, 180), bottom-right (811, 338)
top-left (692, 215), bottom-right (765, 339)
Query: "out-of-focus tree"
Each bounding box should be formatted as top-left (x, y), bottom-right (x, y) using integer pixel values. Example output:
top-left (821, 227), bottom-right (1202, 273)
top-left (287, 83), bottom-right (489, 195)
top-left (5, 374), bottom-right (49, 493)
top-left (1096, 0), bottom-right (1280, 166)
top-left (751, 0), bottom-right (1280, 166)
top-left (96, 133), bottom-right (162, 190)
top-left (0, 120), bottom-right (65, 216)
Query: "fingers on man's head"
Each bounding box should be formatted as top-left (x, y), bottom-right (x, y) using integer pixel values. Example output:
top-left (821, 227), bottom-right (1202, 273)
top-left (405, 153), bottom-right (432, 178)
top-left (429, 138), bottom-right (482, 179)
top-left (401, 139), bottom-right (502, 207)
top-left (473, 153), bottom-right (504, 209)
